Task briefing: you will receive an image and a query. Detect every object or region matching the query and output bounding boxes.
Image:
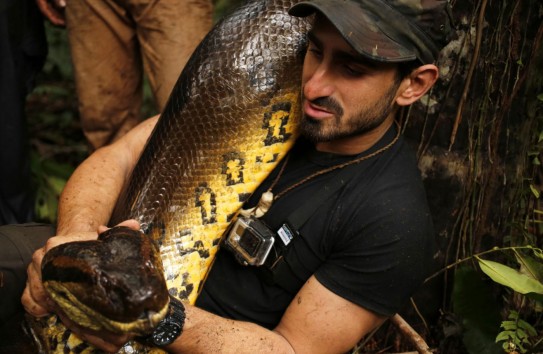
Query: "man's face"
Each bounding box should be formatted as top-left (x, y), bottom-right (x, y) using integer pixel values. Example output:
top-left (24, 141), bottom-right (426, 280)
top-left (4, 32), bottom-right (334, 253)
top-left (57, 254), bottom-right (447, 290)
top-left (300, 17), bottom-right (403, 146)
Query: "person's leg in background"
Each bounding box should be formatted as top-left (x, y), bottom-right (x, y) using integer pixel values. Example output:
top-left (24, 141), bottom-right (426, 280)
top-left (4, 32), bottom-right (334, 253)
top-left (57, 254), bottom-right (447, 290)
top-left (132, 0), bottom-right (214, 110)
top-left (65, 0), bottom-right (143, 150)
top-left (0, 0), bottom-right (47, 225)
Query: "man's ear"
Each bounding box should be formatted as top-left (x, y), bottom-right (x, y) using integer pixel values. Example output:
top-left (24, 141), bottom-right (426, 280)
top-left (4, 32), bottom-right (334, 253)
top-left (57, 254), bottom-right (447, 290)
top-left (395, 64), bottom-right (439, 106)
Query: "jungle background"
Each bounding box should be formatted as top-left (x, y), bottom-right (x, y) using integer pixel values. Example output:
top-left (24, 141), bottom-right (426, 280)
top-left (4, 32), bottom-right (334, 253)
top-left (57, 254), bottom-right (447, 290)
top-left (25, 0), bottom-right (543, 353)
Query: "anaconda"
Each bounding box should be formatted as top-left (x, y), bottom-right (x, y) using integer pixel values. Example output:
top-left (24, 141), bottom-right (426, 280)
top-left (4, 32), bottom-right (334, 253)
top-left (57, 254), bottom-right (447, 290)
top-left (29, 0), bottom-right (310, 352)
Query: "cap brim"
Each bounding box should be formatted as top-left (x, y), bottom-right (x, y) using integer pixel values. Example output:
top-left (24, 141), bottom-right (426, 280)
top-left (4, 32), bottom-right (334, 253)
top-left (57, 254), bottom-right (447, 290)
top-left (289, 0), bottom-right (418, 63)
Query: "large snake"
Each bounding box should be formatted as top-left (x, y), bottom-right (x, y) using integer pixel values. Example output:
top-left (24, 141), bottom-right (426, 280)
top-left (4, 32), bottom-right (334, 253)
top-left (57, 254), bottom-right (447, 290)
top-left (28, 0), bottom-right (310, 352)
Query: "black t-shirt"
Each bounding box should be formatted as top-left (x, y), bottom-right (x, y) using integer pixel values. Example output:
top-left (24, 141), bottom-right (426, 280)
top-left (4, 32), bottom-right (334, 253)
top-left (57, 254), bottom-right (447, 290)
top-left (196, 125), bottom-right (435, 329)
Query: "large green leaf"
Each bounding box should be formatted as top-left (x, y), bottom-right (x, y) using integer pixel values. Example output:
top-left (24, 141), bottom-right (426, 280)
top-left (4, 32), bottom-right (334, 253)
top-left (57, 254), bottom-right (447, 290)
top-left (477, 257), bottom-right (543, 295)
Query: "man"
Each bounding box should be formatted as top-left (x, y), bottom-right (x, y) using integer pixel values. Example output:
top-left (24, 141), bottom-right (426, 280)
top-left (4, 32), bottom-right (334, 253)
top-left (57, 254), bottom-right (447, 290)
top-left (18, 0), bottom-right (453, 352)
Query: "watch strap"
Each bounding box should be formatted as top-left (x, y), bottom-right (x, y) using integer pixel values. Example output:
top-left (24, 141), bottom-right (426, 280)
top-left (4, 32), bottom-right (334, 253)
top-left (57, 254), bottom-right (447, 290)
top-left (139, 295), bottom-right (186, 347)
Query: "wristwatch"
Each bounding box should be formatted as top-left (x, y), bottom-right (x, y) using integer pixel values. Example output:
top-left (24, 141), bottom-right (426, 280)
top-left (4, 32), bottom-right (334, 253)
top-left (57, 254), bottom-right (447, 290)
top-left (143, 296), bottom-right (186, 347)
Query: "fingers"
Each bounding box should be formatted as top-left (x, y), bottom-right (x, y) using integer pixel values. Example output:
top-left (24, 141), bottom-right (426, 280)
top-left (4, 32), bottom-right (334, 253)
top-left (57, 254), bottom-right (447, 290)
top-left (21, 283), bottom-right (51, 317)
top-left (117, 219), bottom-right (141, 230)
top-left (98, 219), bottom-right (142, 234)
top-left (21, 231), bottom-right (99, 318)
top-left (51, 0), bottom-right (66, 7)
top-left (22, 248), bottom-right (52, 317)
top-left (97, 225), bottom-right (109, 234)
top-left (35, 0), bottom-right (66, 26)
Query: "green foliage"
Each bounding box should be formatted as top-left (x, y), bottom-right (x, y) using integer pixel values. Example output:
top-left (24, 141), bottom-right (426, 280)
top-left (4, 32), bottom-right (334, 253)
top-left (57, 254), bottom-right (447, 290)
top-left (30, 151), bottom-right (75, 223)
top-left (477, 255), bottom-right (543, 296)
top-left (27, 22), bottom-right (87, 223)
top-left (496, 311), bottom-right (538, 353)
top-left (447, 245), bottom-right (543, 353)
top-left (41, 22), bottom-right (72, 79)
top-left (476, 249), bottom-right (543, 353)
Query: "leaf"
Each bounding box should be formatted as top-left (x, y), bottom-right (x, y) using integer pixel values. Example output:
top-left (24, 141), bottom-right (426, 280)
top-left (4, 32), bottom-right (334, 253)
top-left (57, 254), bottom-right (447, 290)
top-left (515, 329), bottom-right (528, 340)
top-left (529, 184), bottom-right (540, 198)
top-left (46, 175), bottom-right (67, 195)
top-left (477, 257), bottom-right (543, 294)
top-left (537, 93), bottom-right (543, 102)
top-left (516, 319), bottom-right (537, 337)
top-left (501, 321), bottom-right (518, 331)
top-left (495, 331), bottom-right (511, 342)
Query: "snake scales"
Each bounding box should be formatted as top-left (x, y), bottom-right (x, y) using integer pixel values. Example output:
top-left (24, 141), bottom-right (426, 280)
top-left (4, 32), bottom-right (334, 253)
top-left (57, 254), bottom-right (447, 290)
top-left (28, 0), bottom-right (310, 352)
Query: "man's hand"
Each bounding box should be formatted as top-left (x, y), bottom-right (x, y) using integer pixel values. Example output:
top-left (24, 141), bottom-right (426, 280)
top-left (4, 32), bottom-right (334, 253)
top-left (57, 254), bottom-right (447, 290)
top-left (35, 0), bottom-right (66, 26)
top-left (97, 219), bottom-right (141, 234)
top-left (22, 220), bottom-right (143, 351)
top-left (21, 220), bottom-right (141, 319)
top-left (21, 229), bottom-right (98, 318)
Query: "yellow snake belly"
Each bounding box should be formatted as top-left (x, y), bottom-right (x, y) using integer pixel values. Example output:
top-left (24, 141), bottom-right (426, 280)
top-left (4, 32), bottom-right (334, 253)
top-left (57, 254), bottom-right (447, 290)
top-left (28, 0), bottom-right (310, 352)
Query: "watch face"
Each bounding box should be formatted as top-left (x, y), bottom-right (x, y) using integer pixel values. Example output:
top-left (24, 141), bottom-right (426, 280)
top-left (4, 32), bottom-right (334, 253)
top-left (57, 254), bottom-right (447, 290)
top-left (152, 322), bottom-right (182, 346)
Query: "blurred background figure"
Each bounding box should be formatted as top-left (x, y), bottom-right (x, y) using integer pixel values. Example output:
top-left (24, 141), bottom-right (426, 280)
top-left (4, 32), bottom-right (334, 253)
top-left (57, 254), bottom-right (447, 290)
top-left (36, 0), bottom-right (213, 150)
top-left (0, 0), bottom-right (48, 225)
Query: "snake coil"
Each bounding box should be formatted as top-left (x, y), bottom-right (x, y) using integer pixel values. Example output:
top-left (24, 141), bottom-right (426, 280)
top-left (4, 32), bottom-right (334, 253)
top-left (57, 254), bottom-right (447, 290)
top-left (31, 0), bottom-right (310, 353)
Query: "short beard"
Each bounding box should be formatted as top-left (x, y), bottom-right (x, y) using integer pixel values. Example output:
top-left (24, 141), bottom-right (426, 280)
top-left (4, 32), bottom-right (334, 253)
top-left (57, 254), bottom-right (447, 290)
top-left (300, 80), bottom-right (400, 143)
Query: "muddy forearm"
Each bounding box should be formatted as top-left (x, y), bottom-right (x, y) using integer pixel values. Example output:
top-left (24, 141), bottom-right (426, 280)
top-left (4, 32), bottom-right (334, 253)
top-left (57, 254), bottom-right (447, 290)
top-left (165, 305), bottom-right (294, 354)
top-left (55, 148), bottom-right (127, 235)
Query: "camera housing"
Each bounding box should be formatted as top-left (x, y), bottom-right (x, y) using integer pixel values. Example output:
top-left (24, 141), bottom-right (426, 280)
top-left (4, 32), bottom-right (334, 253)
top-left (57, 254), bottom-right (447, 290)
top-left (225, 216), bottom-right (275, 266)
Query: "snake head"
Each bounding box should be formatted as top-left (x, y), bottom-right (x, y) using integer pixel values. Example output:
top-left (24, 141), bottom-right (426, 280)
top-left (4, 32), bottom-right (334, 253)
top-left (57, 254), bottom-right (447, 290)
top-left (41, 226), bottom-right (170, 335)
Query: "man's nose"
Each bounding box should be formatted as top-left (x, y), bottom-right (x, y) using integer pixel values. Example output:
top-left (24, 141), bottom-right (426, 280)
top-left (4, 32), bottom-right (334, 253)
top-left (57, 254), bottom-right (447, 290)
top-left (303, 64), bottom-right (334, 100)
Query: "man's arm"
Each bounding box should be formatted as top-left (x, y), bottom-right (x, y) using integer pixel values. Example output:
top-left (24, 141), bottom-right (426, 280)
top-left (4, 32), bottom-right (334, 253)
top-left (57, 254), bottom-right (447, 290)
top-left (56, 116), bottom-right (158, 236)
top-left (173, 275), bottom-right (385, 354)
top-left (21, 116), bottom-right (158, 318)
top-left (72, 273), bottom-right (385, 354)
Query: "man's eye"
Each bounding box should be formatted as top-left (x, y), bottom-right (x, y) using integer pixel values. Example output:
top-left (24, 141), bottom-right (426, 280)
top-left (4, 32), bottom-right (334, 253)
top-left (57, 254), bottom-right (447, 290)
top-left (344, 65), bottom-right (364, 76)
top-left (308, 47), bottom-right (322, 57)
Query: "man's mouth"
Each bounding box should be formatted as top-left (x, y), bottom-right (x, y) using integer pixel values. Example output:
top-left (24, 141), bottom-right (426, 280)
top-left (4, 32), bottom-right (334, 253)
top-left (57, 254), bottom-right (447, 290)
top-left (303, 99), bottom-right (335, 119)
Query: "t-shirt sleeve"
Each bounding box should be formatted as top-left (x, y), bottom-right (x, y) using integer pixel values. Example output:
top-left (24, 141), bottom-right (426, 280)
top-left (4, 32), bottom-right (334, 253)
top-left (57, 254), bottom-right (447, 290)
top-left (314, 184), bottom-right (435, 317)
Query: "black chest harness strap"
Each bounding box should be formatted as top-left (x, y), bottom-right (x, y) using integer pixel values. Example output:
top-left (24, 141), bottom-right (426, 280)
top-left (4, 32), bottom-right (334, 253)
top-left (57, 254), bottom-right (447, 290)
top-left (259, 164), bottom-right (361, 293)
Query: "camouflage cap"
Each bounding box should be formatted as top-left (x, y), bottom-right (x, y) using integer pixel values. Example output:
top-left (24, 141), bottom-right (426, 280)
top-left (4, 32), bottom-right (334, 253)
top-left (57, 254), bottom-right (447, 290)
top-left (289, 0), bottom-right (454, 64)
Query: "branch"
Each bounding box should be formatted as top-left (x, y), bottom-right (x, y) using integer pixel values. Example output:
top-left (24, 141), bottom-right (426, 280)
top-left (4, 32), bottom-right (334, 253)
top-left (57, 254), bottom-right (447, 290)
top-left (390, 314), bottom-right (432, 354)
top-left (449, 0), bottom-right (488, 150)
top-left (424, 245), bottom-right (540, 283)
